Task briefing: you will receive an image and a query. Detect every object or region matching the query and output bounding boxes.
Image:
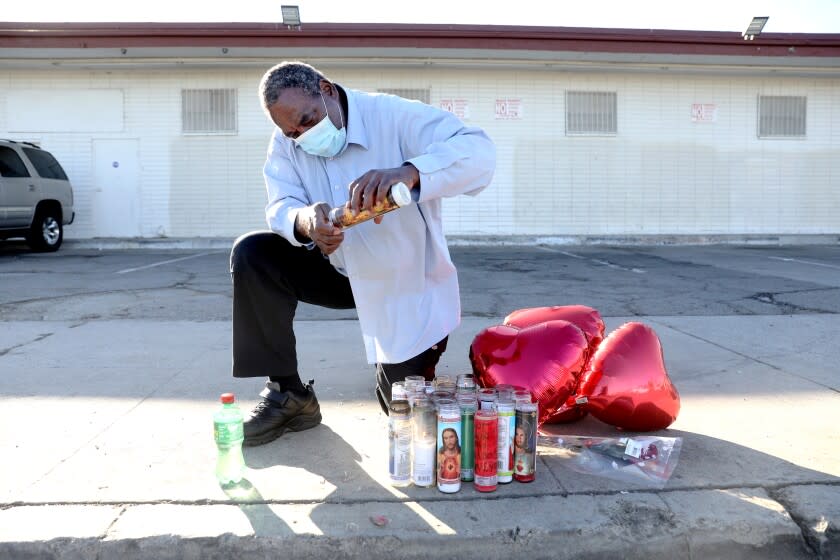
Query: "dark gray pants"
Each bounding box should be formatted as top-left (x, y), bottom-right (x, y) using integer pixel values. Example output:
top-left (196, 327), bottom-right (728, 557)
top-left (230, 231), bottom-right (447, 410)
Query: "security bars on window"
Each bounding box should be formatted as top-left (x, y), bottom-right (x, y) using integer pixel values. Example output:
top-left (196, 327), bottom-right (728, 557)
top-left (757, 95), bottom-right (806, 138)
top-left (182, 89), bottom-right (238, 134)
top-left (377, 89), bottom-right (431, 105)
top-left (566, 91), bottom-right (617, 135)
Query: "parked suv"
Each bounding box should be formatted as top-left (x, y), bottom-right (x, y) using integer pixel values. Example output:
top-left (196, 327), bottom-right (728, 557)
top-left (0, 140), bottom-right (74, 252)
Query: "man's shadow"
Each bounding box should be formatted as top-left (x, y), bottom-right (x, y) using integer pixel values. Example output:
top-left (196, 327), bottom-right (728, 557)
top-left (224, 420), bottom-right (838, 555)
top-left (230, 419), bottom-right (434, 536)
top-left (216, 412), bottom-right (838, 559)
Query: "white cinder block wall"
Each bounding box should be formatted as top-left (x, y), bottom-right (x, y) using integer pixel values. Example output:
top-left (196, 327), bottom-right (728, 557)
top-left (1, 65), bottom-right (838, 239)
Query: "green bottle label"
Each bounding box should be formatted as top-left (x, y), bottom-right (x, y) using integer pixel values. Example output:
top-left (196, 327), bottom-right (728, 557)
top-left (214, 420), bottom-right (243, 445)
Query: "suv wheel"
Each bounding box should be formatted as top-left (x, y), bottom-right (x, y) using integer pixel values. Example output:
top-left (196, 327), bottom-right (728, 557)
top-left (27, 204), bottom-right (63, 252)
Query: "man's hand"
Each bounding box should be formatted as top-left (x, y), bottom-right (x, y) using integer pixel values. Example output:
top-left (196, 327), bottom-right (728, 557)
top-left (349, 164), bottom-right (420, 224)
top-left (295, 202), bottom-right (344, 255)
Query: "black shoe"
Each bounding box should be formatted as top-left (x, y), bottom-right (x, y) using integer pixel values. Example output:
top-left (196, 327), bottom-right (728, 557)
top-left (243, 380), bottom-right (321, 447)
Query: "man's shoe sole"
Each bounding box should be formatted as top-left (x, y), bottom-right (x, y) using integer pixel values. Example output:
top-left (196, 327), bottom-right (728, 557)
top-left (243, 411), bottom-right (322, 447)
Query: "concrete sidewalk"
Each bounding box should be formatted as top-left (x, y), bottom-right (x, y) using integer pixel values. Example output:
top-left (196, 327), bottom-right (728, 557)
top-left (1, 313), bottom-right (839, 559)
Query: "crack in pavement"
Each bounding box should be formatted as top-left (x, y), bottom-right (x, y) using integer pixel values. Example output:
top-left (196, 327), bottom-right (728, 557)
top-left (747, 287), bottom-right (839, 315)
top-left (101, 505), bottom-right (127, 539)
top-left (0, 332), bottom-right (54, 356)
top-left (768, 487), bottom-right (822, 557)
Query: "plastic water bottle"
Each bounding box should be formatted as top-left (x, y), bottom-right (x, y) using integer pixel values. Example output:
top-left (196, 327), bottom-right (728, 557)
top-left (213, 393), bottom-right (245, 485)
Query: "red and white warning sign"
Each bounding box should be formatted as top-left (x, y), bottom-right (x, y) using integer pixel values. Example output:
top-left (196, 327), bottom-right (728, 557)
top-left (495, 98), bottom-right (523, 120)
top-left (440, 99), bottom-right (470, 120)
top-left (691, 103), bottom-right (717, 123)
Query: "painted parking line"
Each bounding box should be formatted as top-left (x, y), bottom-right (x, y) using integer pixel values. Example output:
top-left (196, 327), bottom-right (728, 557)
top-left (768, 256), bottom-right (840, 271)
top-left (115, 251), bottom-right (220, 274)
top-left (555, 250), bottom-right (585, 259)
top-left (539, 247), bottom-right (645, 273)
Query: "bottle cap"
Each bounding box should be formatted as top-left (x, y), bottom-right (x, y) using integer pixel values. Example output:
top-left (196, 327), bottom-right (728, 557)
top-left (220, 393), bottom-right (235, 404)
top-left (328, 207), bottom-right (341, 226)
top-left (390, 182), bottom-right (412, 207)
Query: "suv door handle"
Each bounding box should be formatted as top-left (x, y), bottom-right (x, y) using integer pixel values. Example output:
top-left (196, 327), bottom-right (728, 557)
top-left (29, 184), bottom-right (36, 191)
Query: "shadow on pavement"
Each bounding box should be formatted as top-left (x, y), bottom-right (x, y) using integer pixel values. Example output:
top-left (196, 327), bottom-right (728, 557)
top-left (222, 414), bottom-right (838, 546)
top-left (221, 478), bottom-right (298, 538)
top-left (540, 417), bottom-right (838, 492)
top-left (0, 241), bottom-right (32, 256)
top-left (238, 423), bottom-right (434, 536)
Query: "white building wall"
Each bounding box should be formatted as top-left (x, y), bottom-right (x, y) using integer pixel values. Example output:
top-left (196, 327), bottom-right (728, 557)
top-left (1, 64), bottom-right (838, 239)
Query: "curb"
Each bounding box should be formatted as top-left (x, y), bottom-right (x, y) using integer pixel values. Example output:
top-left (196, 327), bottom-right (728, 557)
top-left (0, 487), bottom-right (820, 559)
top-left (60, 234), bottom-right (840, 251)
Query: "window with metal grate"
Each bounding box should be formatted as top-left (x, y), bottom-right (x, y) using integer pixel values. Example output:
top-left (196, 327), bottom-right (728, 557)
top-left (181, 89), bottom-right (238, 134)
top-left (565, 91), bottom-right (617, 135)
top-left (757, 95), bottom-right (806, 138)
top-left (377, 88), bottom-right (431, 105)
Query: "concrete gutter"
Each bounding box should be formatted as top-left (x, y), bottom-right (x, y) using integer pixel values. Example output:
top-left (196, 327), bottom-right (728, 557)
top-left (0, 487), bottom-right (826, 559)
top-left (61, 234), bottom-right (840, 251)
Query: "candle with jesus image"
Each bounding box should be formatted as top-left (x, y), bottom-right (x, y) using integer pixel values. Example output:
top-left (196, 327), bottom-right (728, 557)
top-left (513, 402), bottom-right (538, 482)
top-left (436, 399), bottom-right (462, 493)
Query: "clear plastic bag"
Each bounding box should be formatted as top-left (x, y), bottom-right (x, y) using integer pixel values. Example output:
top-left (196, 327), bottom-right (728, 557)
top-left (538, 434), bottom-right (683, 489)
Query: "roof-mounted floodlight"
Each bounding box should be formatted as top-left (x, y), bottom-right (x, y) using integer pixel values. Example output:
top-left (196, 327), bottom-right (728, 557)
top-left (282, 5), bottom-right (301, 29)
top-left (743, 16), bottom-right (768, 40)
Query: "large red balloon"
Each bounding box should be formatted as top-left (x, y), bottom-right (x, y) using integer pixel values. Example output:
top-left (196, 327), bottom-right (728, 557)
top-left (544, 394), bottom-right (587, 424)
top-left (469, 320), bottom-right (588, 425)
top-left (577, 322), bottom-right (680, 431)
top-left (504, 305), bottom-right (606, 424)
top-left (504, 305), bottom-right (605, 351)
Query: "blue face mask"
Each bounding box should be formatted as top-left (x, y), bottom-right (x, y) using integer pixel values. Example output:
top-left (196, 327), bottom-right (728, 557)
top-left (293, 92), bottom-right (346, 157)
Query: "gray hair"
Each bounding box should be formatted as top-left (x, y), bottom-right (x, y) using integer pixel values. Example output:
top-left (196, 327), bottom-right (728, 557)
top-left (258, 61), bottom-right (327, 112)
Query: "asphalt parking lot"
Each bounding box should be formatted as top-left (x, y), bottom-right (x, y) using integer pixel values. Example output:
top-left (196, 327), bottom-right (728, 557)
top-left (1, 241), bottom-right (838, 323)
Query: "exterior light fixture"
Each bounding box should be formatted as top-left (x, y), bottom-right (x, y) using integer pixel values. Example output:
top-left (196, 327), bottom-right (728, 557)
top-left (742, 16), bottom-right (768, 40)
top-left (281, 5), bottom-right (301, 29)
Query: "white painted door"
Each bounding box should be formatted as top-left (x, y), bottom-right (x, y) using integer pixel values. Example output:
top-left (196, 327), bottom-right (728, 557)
top-left (93, 139), bottom-right (140, 237)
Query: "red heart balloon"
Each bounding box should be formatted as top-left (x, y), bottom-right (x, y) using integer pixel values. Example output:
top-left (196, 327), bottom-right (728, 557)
top-left (504, 305), bottom-right (605, 352)
top-left (544, 394), bottom-right (588, 424)
top-left (577, 322), bottom-right (680, 431)
top-left (469, 320), bottom-right (588, 425)
top-left (504, 305), bottom-right (606, 424)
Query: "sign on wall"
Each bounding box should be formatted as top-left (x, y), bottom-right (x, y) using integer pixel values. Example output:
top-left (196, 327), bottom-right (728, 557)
top-left (495, 98), bottom-right (523, 120)
top-left (440, 99), bottom-right (470, 120)
top-left (691, 103), bottom-right (717, 123)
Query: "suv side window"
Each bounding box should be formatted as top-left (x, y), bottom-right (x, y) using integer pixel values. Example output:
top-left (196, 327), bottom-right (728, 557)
top-left (0, 146), bottom-right (31, 178)
top-left (22, 147), bottom-right (68, 180)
